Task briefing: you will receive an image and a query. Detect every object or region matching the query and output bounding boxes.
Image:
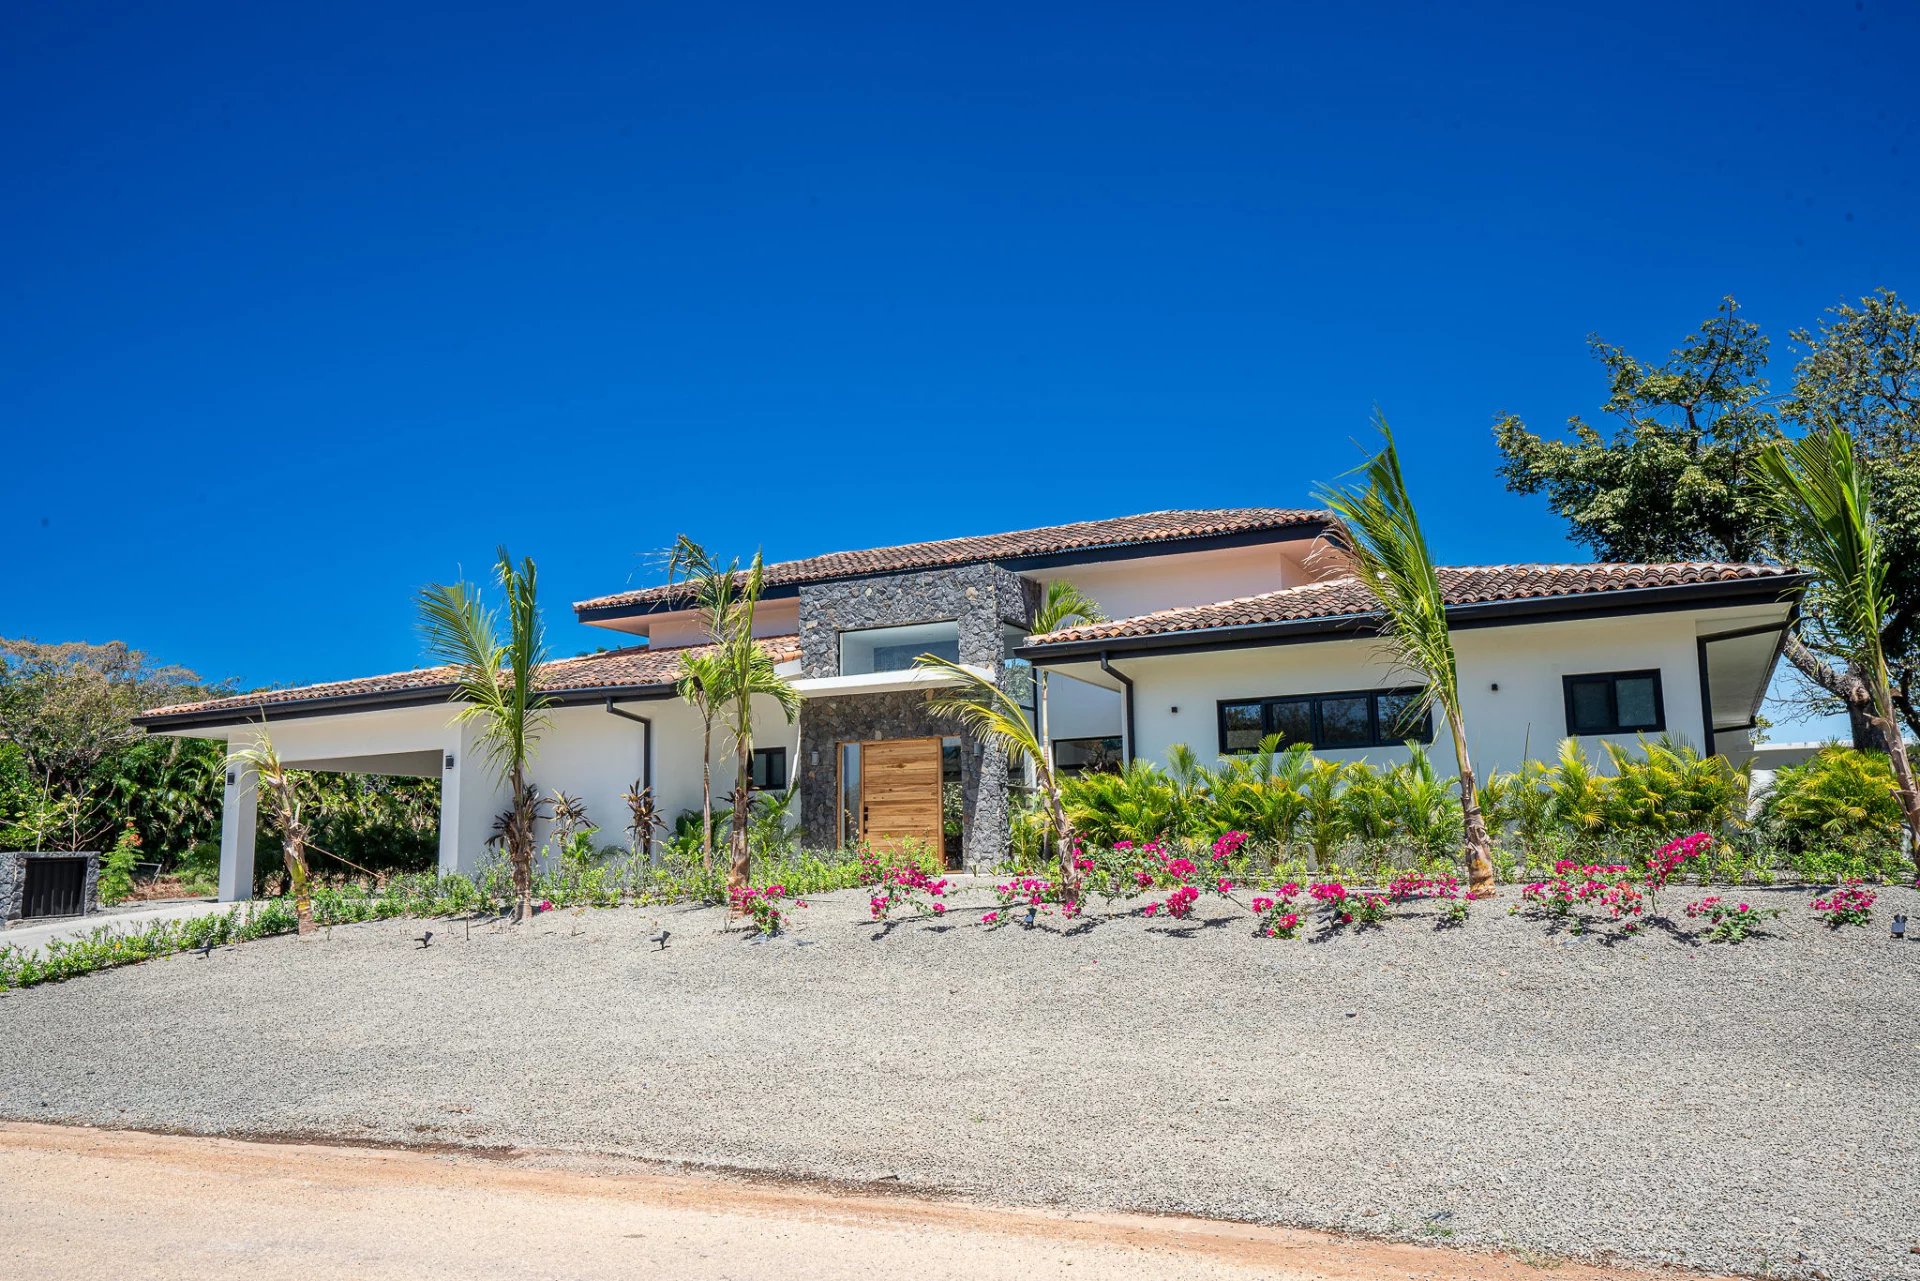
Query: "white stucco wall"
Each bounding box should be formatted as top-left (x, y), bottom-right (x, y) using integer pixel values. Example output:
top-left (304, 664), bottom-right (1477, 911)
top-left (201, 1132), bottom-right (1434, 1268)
top-left (1027, 540), bottom-right (1321, 623)
top-left (1102, 609), bottom-right (1720, 776)
top-left (615, 598), bottom-right (802, 648)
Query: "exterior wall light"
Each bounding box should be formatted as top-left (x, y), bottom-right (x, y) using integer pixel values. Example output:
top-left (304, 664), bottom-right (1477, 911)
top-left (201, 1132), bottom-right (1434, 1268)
top-left (445, 754), bottom-right (456, 770)
top-left (226, 771), bottom-right (236, 787)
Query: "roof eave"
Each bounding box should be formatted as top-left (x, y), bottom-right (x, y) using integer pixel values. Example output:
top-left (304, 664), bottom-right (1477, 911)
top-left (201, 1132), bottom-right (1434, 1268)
top-left (1017, 573), bottom-right (1812, 665)
top-left (134, 680), bottom-right (683, 734)
top-left (572, 518), bottom-right (1332, 623)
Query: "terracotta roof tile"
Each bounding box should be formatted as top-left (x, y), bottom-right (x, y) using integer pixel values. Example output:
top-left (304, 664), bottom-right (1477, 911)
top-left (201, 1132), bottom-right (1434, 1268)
top-left (1028, 563), bottom-right (1803, 646)
top-left (574, 508), bottom-right (1328, 613)
top-left (139, 636), bottom-right (801, 724)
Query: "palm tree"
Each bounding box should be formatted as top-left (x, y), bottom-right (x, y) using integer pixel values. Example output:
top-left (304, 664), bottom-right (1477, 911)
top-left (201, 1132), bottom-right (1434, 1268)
top-left (675, 651), bottom-right (726, 868)
top-left (227, 731), bottom-right (315, 935)
top-left (715, 615), bottom-right (800, 898)
top-left (1316, 414), bottom-right (1497, 894)
top-left (1029, 580), bottom-right (1105, 780)
top-left (917, 653), bottom-right (1079, 894)
top-left (418, 547), bottom-right (551, 922)
top-left (664, 535), bottom-right (800, 897)
top-left (1755, 425), bottom-right (1920, 870)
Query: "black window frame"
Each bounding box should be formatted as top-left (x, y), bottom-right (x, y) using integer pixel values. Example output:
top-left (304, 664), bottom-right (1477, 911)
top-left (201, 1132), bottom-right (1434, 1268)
top-left (1215, 687), bottom-right (1433, 754)
top-left (1561, 669), bottom-right (1666, 736)
top-left (749, 746), bottom-right (789, 791)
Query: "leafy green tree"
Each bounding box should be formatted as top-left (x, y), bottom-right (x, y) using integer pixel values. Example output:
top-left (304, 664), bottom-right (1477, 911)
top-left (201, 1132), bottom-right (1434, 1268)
top-left (0, 639), bottom-right (209, 849)
top-left (1318, 415), bottom-right (1497, 894)
top-left (1494, 291), bottom-right (1920, 748)
top-left (418, 547), bottom-right (551, 921)
top-left (1754, 426), bottom-right (1920, 868)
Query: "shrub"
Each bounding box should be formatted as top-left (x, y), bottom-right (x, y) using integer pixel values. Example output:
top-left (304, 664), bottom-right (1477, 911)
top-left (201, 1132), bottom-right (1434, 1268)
top-left (1810, 880), bottom-right (1876, 928)
top-left (730, 884), bottom-right (801, 935)
top-left (0, 899), bottom-right (299, 990)
top-left (97, 824), bottom-right (142, 906)
top-left (868, 864), bottom-right (949, 921)
top-left (1760, 748), bottom-right (1907, 879)
top-left (1250, 884), bottom-right (1303, 938)
top-left (1683, 896), bottom-right (1781, 943)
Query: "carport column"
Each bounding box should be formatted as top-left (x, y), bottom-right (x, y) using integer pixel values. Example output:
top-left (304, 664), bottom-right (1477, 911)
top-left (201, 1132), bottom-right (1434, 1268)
top-left (217, 759), bottom-right (258, 902)
top-left (438, 722), bottom-right (505, 879)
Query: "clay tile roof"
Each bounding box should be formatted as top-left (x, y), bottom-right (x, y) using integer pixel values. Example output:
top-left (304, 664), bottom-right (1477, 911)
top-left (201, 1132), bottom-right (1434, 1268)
top-left (1027, 563), bottom-right (1804, 646)
top-left (137, 636), bottom-right (801, 725)
top-left (573, 508), bottom-right (1329, 614)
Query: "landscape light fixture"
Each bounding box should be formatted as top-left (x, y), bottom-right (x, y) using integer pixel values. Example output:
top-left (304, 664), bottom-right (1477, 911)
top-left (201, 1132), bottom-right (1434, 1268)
top-left (1894, 913), bottom-right (1908, 940)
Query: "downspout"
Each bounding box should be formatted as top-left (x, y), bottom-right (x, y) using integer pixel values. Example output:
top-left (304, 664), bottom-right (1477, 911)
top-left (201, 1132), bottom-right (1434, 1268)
top-left (604, 698), bottom-right (653, 795)
top-left (1099, 650), bottom-right (1135, 766)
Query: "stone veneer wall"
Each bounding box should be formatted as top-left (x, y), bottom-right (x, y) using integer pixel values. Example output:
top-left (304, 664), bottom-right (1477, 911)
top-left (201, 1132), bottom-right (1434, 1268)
top-left (0, 850), bottom-right (100, 925)
top-left (796, 565), bottom-right (1038, 864)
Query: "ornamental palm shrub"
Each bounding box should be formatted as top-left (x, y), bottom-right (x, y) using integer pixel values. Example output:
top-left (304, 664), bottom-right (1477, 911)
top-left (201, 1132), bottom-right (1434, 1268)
top-left (1061, 759), bottom-right (1182, 847)
top-left (1760, 747), bottom-right (1907, 878)
top-left (1547, 739), bottom-right (1609, 845)
top-left (1385, 744), bottom-right (1464, 858)
top-left (1600, 738), bottom-right (1748, 841)
top-left (1209, 737), bottom-right (1312, 851)
top-left (1300, 758), bottom-right (1349, 872)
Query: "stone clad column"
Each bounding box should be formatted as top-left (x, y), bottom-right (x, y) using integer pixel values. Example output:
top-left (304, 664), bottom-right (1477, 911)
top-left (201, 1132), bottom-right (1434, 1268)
top-left (217, 759), bottom-right (258, 902)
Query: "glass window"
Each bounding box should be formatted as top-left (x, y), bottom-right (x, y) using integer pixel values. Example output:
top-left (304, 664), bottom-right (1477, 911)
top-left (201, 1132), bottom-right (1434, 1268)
top-left (1217, 687), bottom-right (1433, 754)
top-left (1318, 695), bottom-right (1372, 748)
top-left (1220, 701), bottom-right (1265, 753)
top-left (1615, 676), bottom-right (1660, 729)
top-left (839, 621), bottom-right (962, 676)
top-left (1564, 671), bottom-right (1665, 736)
top-left (750, 747), bottom-right (787, 790)
top-left (1268, 700), bottom-right (1315, 747)
top-left (838, 743), bottom-right (861, 847)
top-left (1053, 736), bottom-right (1123, 776)
top-left (1377, 690), bottom-right (1430, 742)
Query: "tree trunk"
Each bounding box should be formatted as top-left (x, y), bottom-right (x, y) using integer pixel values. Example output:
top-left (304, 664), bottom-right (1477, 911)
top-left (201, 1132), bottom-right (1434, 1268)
top-left (1449, 715), bottom-right (1497, 896)
top-left (511, 764), bottom-right (533, 923)
top-left (699, 718), bottom-right (714, 870)
top-left (728, 746), bottom-right (752, 903)
top-left (284, 835), bottom-right (314, 936)
top-left (1784, 635), bottom-right (1891, 751)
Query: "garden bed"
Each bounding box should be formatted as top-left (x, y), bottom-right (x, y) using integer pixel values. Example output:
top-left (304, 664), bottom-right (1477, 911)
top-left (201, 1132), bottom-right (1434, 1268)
top-left (0, 881), bottom-right (1915, 1281)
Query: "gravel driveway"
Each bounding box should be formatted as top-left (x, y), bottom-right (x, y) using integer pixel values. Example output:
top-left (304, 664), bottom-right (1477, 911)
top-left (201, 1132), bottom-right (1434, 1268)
top-left (2, 882), bottom-right (1916, 1280)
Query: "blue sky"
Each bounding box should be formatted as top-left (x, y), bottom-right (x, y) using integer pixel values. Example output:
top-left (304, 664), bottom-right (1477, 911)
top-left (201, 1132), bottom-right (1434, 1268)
top-left (3, 1), bottom-right (1915, 737)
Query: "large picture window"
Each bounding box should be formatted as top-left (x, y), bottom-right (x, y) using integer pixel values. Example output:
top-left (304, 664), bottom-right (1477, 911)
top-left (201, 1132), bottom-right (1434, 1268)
top-left (1216, 688), bottom-right (1432, 754)
top-left (1562, 670), bottom-right (1665, 736)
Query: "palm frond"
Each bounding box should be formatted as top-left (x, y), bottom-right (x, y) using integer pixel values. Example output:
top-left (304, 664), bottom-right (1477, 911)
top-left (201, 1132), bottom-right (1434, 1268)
top-left (1313, 412), bottom-right (1457, 715)
top-left (1032, 579), bottom-right (1106, 635)
top-left (1755, 426), bottom-right (1889, 664)
top-left (917, 654), bottom-right (1044, 769)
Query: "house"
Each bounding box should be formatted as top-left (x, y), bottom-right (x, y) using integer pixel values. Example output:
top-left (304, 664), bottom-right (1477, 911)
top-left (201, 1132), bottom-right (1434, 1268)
top-left (136, 509), bottom-right (1807, 899)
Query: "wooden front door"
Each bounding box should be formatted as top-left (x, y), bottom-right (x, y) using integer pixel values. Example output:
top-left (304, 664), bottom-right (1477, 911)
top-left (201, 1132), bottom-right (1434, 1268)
top-left (858, 737), bottom-right (945, 858)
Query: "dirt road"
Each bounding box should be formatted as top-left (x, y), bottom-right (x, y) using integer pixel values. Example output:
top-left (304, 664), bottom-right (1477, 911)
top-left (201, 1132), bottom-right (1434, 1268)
top-left (0, 1122), bottom-right (1725, 1281)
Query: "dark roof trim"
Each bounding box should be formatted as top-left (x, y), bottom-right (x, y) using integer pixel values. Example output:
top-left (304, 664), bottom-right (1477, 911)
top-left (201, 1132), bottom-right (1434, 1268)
top-left (1017, 574), bottom-right (1811, 665)
top-left (575, 520), bottom-right (1329, 624)
top-left (135, 681), bottom-right (682, 734)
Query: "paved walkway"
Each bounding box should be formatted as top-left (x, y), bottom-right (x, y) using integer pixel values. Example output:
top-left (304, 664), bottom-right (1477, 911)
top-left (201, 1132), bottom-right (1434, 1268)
top-left (0, 898), bottom-right (224, 953)
top-left (0, 1123), bottom-right (1718, 1281)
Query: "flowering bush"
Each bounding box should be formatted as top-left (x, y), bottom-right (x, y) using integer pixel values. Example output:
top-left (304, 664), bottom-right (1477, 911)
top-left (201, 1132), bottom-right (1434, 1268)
top-left (1810, 880), bottom-right (1876, 928)
top-left (868, 865), bottom-right (949, 921)
top-left (1144, 884), bottom-right (1201, 920)
top-left (1210, 830), bottom-right (1248, 863)
top-left (1682, 895), bottom-right (1780, 944)
top-left (1251, 883), bottom-right (1303, 938)
top-left (1309, 880), bottom-right (1388, 927)
top-left (1520, 862), bottom-right (1644, 934)
top-left (731, 883), bottom-right (804, 935)
top-left (987, 874), bottom-right (1078, 924)
top-left (1436, 895), bottom-right (1470, 928)
top-left (1644, 832), bottom-right (1712, 904)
